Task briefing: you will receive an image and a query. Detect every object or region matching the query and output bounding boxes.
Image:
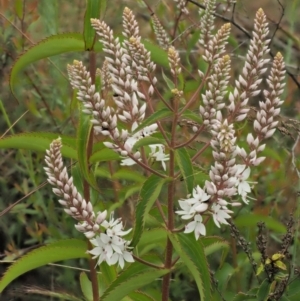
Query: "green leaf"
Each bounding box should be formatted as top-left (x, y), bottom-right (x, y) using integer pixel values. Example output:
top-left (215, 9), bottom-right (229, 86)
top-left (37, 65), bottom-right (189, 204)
top-left (111, 169), bottom-right (146, 183)
top-left (143, 40), bottom-right (169, 68)
top-left (80, 272), bottom-right (93, 301)
top-left (20, 288), bottom-right (84, 301)
top-left (100, 262), bottom-right (117, 287)
top-left (132, 108), bottom-right (172, 134)
top-left (214, 262), bottom-right (234, 291)
top-left (168, 233), bottom-right (211, 301)
top-left (175, 148), bottom-right (194, 193)
top-left (127, 291), bottom-right (156, 301)
top-left (257, 279), bottom-right (271, 301)
top-left (130, 175), bottom-right (169, 247)
top-left (162, 70), bottom-right (175, 91)
top-left (90, 148), bottom-right (121, 163)
top-left (84, 0), bottom-right (106, 50)
top-left (138, 228), bottom-right (167, 255)
top-left (285, 292), bottom-right (300, 301)
top-left (102, 262), bottom-right (169, 301)
top-left (202, 237), bottom-right (229, 262)
top-left (279, 296), bottom-right (290, 301)
top-left (132, 137), bottom-right (164, 152)
top-left (256, 263), bottom-right (264, 276)
top-left (0, 239), bottom-right (89, 292)
top-left (287, 278), bottom-right (300, 297)
top-left (77, 106), bottom-right (98, 190)
top-left (235, 214), bottom-right (286, 233)
top-left (14, 0), bottom-right (24, 19)
top-left (182, 109), bottom-right (203, 124)
top-left (10, 34), bottom-right (167, 100)
top-left (232, 292), bottom-right (257, 301)
top-left (10, 33), bottom-right (86, 98)
top-left (0, 133), bottom-right (77, 159)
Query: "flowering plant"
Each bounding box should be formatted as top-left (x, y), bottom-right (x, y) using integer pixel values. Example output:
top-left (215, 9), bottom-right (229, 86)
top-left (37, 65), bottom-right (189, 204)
top-left (0, 1), bottom-right (297, 301)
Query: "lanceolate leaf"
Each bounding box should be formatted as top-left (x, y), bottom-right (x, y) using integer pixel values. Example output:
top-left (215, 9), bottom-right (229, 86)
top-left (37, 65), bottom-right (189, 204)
top-left (101, 262), bottom-right (169, 301)
top-left (90, 148), bottom-right (121, 163)
top-left (111, 169), bottom-right (146, 183)
top-left (232, 292), bottom-right (257, 301)
top-left (143, 40), bottom-right (168, 68)
top-left (201, 236), bottom-right (229, 266)
top-left (84, 0), bottom-right (106, 50)
top-left (130, 175), bottom-right (169, 247)
top-left (175, 148), bottom-right (194, 193)
top-left (138, 228), bottom-right (167, 251)
top-left (182, 109), bottom-right (203, 123)
top-left (168, 233), bottom-right (212, 301)
top-left (235, 214), bottom-right (286, 233)
top-left (127, 291), bottom-right (156, 301)
top-left (10, 34), bottom-right (167, 101)
top-left (132, 108), bottom-right (172, 134)
top-left (79, 272), bottom-right (93, 301)
top-left (0, 133), bottom-right (77, 159)
top-left (0, 239), bottom-right (88, 293)
top-left (10, 33), bottom-right (87, 98)
top-left (100, 262), bottom-right (117, 287)
top-left (257, 279), bottom-right (271, 301)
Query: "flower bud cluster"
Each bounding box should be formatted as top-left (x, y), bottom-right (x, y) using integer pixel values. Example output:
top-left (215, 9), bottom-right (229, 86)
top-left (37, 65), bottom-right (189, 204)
top-left (67, 8), bottom-right (169, 170)
top-left (198, 0), bottom-right (216, 47)
top-left (122, 8), bottom-right (157, 95)
top-left (236, 52), bottom-right (285, 167)
top-left (176, 8), bottom-right (286, 240)
top-left (91, 7), bottom-right (155, 124)
top-left (45, 138), bottom-right (133, 268)
top-left (152, 15), bottom-right (170, 51)
top-left (67, 61), bottom-right (118, 138)
top-left (254, 52), bottom-right (285, 140)
top-left (173, 0), bottom-right (189, 15)
top-left (228, 8), bottom-right (270, 122)
top-left (168, 46), bottom-right (182, 78)
top-left (44, 138), bottom-right (107, 238)
top-left (199, 55), bottom-right (231, 124)
top-left (202, 23), bottom-right (231, 64)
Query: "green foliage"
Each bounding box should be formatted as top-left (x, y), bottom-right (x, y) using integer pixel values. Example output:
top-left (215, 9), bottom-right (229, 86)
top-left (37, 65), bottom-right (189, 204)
top-left (175, 147), bottom-right (194, 193)
top-left (169, 233), bottom-right (212, 301)
top-left (131, 175), bottom-right (169, 247)
top-left (101, 262), bottom-right (170, 301)
top-left (0, 239), bottom-right (88, 292)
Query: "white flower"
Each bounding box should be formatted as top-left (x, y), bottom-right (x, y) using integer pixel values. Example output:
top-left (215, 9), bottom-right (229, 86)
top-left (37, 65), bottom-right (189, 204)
top-left (176, 185), bottom-right (210, 219)
top-left (101, 214), bottom-right (121, 229)
top-left (88, 232), bottom-right (134, 269)
top-left (184, 214), bottom-right (206, 240)
top-left (176, 200), bottom-right (194, 219)
top-left (124, 136), bottom-right (138, 152)
top-left (149, 144), bottom-right (169, 171)
top-left (107, 243), bottom-right (134, 269)
top-left (99, 233), bottom-right (124, 255)
top-left (211, 203), bottom-right (232, 228)
top-left (120, 124), bottom-right (159, 166)
top-left (106, 221), bottom-right (132, 237)
top-left (88, 236), bottom-right (112, 266)
top-left (234, 164), bottom-right (256, 204)
top-left (121, 157), bottom-right (137, 166)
